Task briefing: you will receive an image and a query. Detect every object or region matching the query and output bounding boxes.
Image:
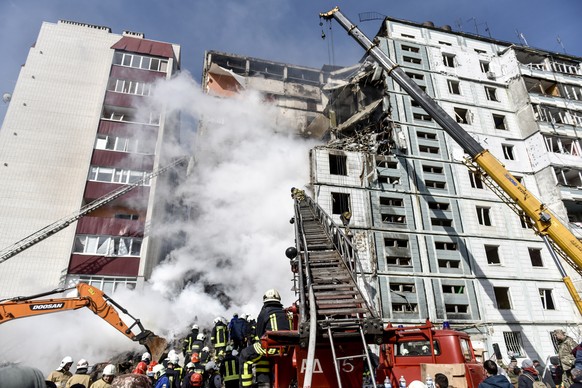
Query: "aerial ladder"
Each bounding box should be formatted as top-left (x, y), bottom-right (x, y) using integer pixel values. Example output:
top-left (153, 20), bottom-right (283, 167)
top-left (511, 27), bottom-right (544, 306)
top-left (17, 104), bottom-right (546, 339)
top-left (319, 7), bottom-right (582, 316)
top-left (0, 156), bottom-right (188, 264)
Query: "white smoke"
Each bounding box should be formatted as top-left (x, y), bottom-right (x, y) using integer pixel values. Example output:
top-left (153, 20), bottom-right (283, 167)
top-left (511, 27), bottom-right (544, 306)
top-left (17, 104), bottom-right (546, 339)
top-left (0, 71), bottom-right (315, 375)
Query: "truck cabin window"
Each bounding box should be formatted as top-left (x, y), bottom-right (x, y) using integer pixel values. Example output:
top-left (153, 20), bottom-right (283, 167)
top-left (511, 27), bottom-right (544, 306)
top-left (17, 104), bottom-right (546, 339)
top-left (396, 340), bottom-right (441, 356)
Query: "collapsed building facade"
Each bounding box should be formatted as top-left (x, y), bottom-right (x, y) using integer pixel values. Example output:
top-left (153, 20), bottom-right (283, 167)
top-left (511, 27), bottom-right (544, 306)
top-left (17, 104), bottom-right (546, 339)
top-left (0, 21), bottom-right (181, 297)
top-left (203, 17), bottom-right (582, 360)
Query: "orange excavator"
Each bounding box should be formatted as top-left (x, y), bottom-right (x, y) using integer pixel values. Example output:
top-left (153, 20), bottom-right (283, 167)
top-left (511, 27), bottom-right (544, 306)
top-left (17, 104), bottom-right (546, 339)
top-left (0, 282), bottom-right (167, 361)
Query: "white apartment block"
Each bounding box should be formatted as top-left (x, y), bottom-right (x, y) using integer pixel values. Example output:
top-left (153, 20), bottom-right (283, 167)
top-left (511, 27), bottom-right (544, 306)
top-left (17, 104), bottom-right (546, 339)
top-left (313, 17), bottom-right (582, 361)
top-left (0, 20), bottom-right (180, 298)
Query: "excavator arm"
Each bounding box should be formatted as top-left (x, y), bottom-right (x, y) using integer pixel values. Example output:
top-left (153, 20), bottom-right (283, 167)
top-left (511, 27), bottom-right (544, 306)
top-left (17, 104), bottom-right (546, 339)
top-left (320, 7), bottom-right (582, 315)
top-left (0, 282), bottom-right (167, 360)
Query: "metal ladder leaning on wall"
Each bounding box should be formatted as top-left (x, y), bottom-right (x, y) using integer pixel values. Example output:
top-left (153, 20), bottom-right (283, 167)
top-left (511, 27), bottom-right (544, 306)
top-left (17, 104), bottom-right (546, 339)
top-left (292, 193), bottom-right (383, 388)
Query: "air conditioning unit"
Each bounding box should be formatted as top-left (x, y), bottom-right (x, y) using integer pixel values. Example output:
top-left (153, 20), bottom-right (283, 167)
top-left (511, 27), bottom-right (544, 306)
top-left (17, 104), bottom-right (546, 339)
top-left (486, 71), bottom-right (496, 80)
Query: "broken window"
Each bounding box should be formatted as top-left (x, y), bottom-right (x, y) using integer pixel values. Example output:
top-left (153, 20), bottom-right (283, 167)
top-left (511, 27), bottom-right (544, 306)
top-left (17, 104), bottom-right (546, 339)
top-left (477, 206), bottom-right (492, 226)
top-left (73, 235), bottom-right (142, 257)
top-left (382, 214), bottom-right (406, 224)
top-left (529, 248), bottom-right (543, 267)
top-left (480, 61), bottom-right (490, 73)
top-left (422, 165), bottom-right (444, 174)
top-left (428, 201), bottom-right (450, 211)
top-left (492, 114), bottom-right (507, 130)
top-left (454, 107), bottom-right (471, 124)
top-left (540, 289), bottom-right (556, 310)
top-left (435, 241), bottom-right (457, 250)
top-left (79, 276), bottom-right (137, 293)
top-left (329, 154), bottom-right (348, 176)
top-left (445, 304), bottom-right (468, 313)
top-left (406, 72), bottom-right (424, 80)
top-left (448, 80), bottom-right (461, 95)
top-left (392, 303), bottom-right (418, 313)
top-left (380, 197), bottom-right (404, 206)
top-left (417, 131), bottom-right (437, 140)
top-left (474, 48), bottom-right (487, 54)
top-left (443, 53), bottom-right (456, 68)
top-left (439, 41), bottom-right (453, 46)
top-left (431, 218), bottom-right (452, 227)
top-left (404, 56), bottom-right (422, 65)
top-left (390, 282), bottom-right (416, 292)
top-left (377, 160), bottom-right (399, 169)
top-left (402, 45), bottom-right (420, 53)
top-left (443, 285), bottom-right (465, 294)
top-left (532, 104), bottom-right (567, 125)
top-left (554, 167), bottom-right (582, 187)
top-left (438, 259), bottom-right (460, 269)
top-left (378, 175), bottom-right (401, 184)
top-left (469, 171), bottom-right (484, 189)
top-left (563, 84), bottom-right (582, 101)
top-left (331, 192), bottom-right (350, 215)
top-left (413, 113), bottom-right (432, 122)
top-left (401, 33), bottom-right (416, 39)
top-left (387, 256), bottom-right (412, 266)
top-left (524, 76), bottom-right (560, 97)
top-left (494, 287), bottom-right (512, 309)
top-left (544, 135), bottom-right (581, 156)
top-left (485, 245), bottom-right (500, 264)
top-left (551, 60), bottom-right (582, 76)
top-left (425, 180), bottom-right (446, 189)
top-left (519, 210), bottom-right (532, 229)
top-left (485, 86), bottom-right (499, 101)
top-left (502, 144), bottom-right (515, 160)
top-left (419, 145), bottom-right (439, 154)
top-left (89, 166), bottom-right (150, 186)
top-left (385, 238), bottom-right (409, 248)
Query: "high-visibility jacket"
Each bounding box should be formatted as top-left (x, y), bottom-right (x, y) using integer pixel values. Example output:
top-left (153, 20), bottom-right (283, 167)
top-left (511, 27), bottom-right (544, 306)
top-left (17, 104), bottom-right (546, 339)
top-left (220, 354), bottom-right (240, 382)
top-left (211, 323), bottom-right (227, 348)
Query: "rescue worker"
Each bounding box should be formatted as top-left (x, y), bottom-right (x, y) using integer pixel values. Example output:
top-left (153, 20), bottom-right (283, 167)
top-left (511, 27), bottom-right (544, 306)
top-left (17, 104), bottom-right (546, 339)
top-left (47, 356), bottom-right (74, 388)
top-left (479, 360), bottom-right (513, 388)
top-left (65, 359), bottom-right (93, 388)
top-left (229, 313), bottom-right (246, 351)
top-left (239, 288), bottom-right (290, 388)
top-left (167, 353), bottom-right (183, 388)
top-left (190, 333), bottom-right (205, 360)
top-left (153, 364), bottom-right (170, 388)
top-left (181, 363), bottom-right (196, 388)
top-left (220, 346), bottom-right (240, 388)
top-left (211, 317), bottom-right (228, 358)
top-left (204, 361), bottom-right (222, 388)
top-left (89, 364), bottom-right (115, 388)
top-left (200, 346), bottom-right (211, 366)
top-left (291, 187), bottom-right (305, 201)
top-left (556, 329), bottom-right (578, 388)
top-left (188, 373), bottom-right (204, 388)
top-left (133, 352), bottom-right (151, 375)
top-left (183, 324), bottom-right (200, 359)
top-left (507, 357), bottom-right (520, 388)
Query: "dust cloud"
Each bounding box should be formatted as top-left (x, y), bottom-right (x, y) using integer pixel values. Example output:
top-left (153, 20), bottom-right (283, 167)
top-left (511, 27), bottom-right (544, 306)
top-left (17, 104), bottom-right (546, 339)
top-left (0, 71), bottom-right (316, 374)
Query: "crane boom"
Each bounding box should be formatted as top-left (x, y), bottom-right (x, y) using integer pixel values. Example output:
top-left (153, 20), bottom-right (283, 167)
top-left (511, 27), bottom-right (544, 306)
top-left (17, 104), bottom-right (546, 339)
top-left (320, 7), bottom-right (582, 315)
top-left (0, 157), bottom-right (188, 265)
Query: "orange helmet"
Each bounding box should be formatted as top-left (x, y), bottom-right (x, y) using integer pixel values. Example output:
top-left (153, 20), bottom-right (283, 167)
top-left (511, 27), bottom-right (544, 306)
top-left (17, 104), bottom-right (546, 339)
top-left (191, 352), bottom-right (200, 363)
top-left (190, 372), bottom-right (203, 387)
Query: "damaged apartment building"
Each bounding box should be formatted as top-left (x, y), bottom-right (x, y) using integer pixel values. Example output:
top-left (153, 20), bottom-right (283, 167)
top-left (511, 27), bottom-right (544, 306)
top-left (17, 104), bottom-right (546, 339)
top-left (202, 19), bottom-right (582, 360)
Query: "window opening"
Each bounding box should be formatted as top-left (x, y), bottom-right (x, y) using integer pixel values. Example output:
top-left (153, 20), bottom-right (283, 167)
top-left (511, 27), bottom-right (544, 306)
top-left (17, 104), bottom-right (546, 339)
top-left (493, 114), bottom-right (507, 130)
top-left (540, 289), bottom-right (556, 310)
top-left (529, 248), bottom-right (543, 267)
top-left (331, 192), bottom-right (350, 215)
top-left (448, 80), bottom-right (461, 95)
top-left (477, 206), bottom-right (492, 226)
top-left (469, 171), bottom-right (484, 189)
top-left (494, 287), bottom-right (512, 309)
top-left (485, 245), bottom-right (500, 264)
top-left (443, 54), bottom-right (456, 67)
top-left (329, 154), bottom-right (348, 175)
top-left (485, 87), bottom-right (499, 101)
top-left (502, 145), bottom-right (515, 160)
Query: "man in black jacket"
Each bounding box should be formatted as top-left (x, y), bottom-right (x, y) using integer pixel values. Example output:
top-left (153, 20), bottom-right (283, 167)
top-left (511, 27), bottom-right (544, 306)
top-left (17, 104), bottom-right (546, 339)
top-left (238, 289), bottom-right (290, 388)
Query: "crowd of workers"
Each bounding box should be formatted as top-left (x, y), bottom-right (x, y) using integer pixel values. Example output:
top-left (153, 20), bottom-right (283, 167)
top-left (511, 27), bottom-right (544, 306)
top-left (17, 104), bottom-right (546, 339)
top-left (0, 288), bottom-right (290, 388)
top-left (3, 289), bottom-right (582, 388)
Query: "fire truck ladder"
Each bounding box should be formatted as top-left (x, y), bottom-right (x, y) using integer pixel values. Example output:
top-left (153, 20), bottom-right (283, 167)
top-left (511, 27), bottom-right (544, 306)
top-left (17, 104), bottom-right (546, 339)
top-left (0, 157), bottom-right (188, 264)
top-left (292, 193), bottom-right (383, 388)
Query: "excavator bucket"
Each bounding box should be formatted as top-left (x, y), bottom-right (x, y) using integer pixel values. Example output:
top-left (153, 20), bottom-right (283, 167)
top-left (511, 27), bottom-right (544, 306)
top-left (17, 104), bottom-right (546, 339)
top-left (140, 333), bottom-right (168, 362)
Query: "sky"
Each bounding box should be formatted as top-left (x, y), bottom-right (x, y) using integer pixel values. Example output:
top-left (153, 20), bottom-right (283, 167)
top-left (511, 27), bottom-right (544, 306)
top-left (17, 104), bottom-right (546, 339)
top-left (1, 0), bottom-right (582, 374)
top-left (1, 0), bottom-right (581, 123)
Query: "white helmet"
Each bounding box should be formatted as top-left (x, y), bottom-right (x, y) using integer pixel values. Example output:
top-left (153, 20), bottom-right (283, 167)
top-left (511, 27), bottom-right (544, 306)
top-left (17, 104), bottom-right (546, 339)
top-left (169, 354), bottom-right (180, 365)
top-left (142, 352), bottom-right (151, 361)
top-left (232, 349), bottom-right (239, 357)
top-left (263, 288), bottom-right (281, 303)
top-left (202, 346), bottom-right (209, 353)
top-left (213, 317), bottom-right (221, 324)
top-left (192, 324), bottom-right (199, 330)
top-left (186, 362), bottom-right (195, 369)
top-left (168, 349), bottom-right (178, 359)
top-left (197, 333), bottom-right (206, 341)
top-left (103, 364), bottom-right (116, 376)
top-left (152, 364), bottom-right (165, 376)
top-left (59, 356), bottom-right (73, 369)
top-left (76, 359), bottom-right (89, 369)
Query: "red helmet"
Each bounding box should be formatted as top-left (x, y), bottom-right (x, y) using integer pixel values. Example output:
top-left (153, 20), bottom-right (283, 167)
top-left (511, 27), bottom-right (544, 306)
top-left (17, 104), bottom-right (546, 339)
top-left (190, 372), bottom-right (203, 387)
top-left (191, 353), bottom-right (200, 363)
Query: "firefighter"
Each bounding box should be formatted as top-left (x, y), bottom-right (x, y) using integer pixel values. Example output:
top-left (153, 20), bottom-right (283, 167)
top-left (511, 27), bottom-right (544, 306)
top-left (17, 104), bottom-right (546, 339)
top-left (190, 333), bottom-right (205, 360)
top-left (90, 364), bottom-right (116, 388)
top-left (133, 352), bottom-right (151, 375)
top-left (211, 316), bottom-right (228, 358)
top-left (47, 356), bottom-right (74, 388)
top-left (183, 324), bottom-right (200, 359)
top-left (153, 364), bottom-right (170, 388)
top-left (167, 352), bottom-right (183, 388)
top-left (229, 313), bottom-right (247, 351)
top-left (65, 359), bottom-right (93, 388)
top-left (239, 289), bottom-right (290, 388)
top-left (220, 346), bottom-right (240, 388)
